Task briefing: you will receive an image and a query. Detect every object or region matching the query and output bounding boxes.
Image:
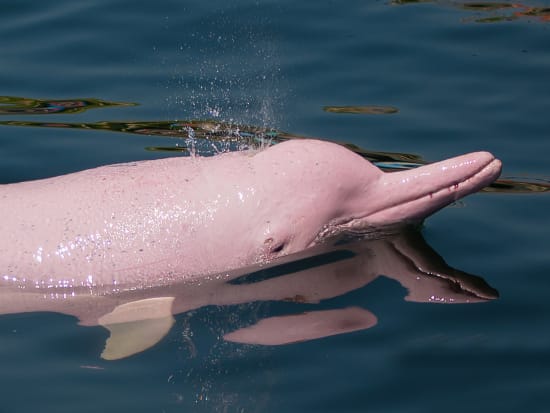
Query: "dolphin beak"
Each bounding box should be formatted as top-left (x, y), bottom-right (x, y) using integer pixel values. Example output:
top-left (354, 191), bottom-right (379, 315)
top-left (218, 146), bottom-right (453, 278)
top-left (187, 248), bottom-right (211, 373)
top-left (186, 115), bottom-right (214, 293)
top-left (362, 151), bottom-right (502, 225)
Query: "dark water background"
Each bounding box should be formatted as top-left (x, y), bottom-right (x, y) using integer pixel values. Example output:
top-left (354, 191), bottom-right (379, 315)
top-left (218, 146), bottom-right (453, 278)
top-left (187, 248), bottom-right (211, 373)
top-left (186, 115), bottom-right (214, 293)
top-left (1, 1), bottom-right (550, 412)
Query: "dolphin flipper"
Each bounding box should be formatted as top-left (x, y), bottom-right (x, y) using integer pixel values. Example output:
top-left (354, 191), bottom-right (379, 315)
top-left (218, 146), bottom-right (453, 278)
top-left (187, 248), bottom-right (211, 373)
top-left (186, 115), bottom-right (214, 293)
top-left (98, 297), bottom-right (175, 360)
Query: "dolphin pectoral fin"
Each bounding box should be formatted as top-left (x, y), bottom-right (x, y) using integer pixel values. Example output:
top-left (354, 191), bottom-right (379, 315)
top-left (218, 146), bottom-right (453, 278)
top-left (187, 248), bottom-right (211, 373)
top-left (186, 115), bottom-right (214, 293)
top-left (100, 316), bottom-right (175, 360)
top-left (223, 307), bottom-right (377, 345)
top-left (98, 297), bottom-right (175, 360)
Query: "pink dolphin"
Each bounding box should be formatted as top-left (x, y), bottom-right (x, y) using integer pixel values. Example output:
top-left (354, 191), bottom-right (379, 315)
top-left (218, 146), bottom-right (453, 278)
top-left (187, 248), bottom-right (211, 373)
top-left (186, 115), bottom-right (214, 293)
top-left (0, 139), bottom-right (501, 288)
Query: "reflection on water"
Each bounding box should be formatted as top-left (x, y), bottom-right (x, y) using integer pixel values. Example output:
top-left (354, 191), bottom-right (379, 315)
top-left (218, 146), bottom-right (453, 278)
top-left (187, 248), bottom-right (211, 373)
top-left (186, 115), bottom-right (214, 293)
top-left (0, 224), bottom-right (501, 409)
top-left (0, 225), bottom-right (499, 361)
top-left (133, 226), bottom-right (499, 410)
top-left (392, 1), bottom-right (550, 23)
top-left (459, 2), bottom-right (550, 23)
top-left (0, 119), bottom-right (275, 149)
top-left (323, 105), bottom-right (399, 115)
top-left (221, 227), bottom-right (499, 343)
top-left (483, 178), bottom-right (550, 193)
top-left (1, 96), bottom-right (548, 193)
top-left (0, 96), bottom-right (137, 115)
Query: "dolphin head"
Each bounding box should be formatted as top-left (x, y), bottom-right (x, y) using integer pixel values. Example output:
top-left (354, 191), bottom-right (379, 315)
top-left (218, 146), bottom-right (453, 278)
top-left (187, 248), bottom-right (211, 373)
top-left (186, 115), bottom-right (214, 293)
top-left (251, 139), bottom-right (501, 259)
top-left (340, 149), bottom-right (503, 228)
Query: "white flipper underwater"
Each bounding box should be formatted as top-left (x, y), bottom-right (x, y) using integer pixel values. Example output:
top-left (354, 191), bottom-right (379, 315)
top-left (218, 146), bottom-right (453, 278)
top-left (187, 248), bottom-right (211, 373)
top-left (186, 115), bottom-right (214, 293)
top-left (98, 297), bottom-right (175, 360)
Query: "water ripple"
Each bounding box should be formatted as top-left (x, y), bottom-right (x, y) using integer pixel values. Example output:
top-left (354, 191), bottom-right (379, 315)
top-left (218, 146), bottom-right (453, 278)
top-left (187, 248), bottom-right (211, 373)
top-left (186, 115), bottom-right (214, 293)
top-left (1, 96), bottom-right (548, 194)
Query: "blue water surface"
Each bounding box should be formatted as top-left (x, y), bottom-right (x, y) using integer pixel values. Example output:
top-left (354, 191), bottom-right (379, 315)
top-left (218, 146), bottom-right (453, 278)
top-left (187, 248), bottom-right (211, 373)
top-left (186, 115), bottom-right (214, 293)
top-left (1, 1), bottom-right (550, 412)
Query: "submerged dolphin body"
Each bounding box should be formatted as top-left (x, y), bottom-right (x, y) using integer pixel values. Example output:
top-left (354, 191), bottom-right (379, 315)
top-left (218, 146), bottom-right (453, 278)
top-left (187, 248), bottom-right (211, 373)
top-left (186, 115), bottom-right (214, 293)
top-left (0, 139), bottom-right (502, 358)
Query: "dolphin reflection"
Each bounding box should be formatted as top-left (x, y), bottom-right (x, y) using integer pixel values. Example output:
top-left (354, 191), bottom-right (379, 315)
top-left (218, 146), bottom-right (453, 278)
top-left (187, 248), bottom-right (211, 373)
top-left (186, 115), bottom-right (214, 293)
top-left (219, 226), bottom-right (498, 346)
top-left (0, 225), bottom-right (497, 360)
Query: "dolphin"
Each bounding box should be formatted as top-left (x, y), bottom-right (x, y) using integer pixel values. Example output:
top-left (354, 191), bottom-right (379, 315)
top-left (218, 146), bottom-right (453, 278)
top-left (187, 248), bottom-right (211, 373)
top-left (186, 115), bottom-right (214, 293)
top-left (0, 139), bottom-right (502, 358)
